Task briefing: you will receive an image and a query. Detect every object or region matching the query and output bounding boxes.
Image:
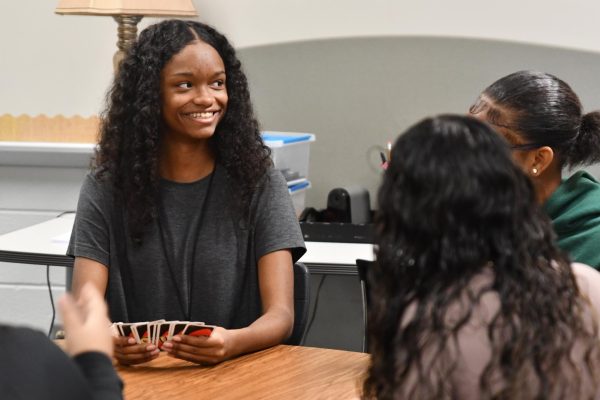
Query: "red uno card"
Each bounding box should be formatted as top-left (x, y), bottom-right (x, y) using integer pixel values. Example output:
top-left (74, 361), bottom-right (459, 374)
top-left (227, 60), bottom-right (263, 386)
top-left (185, 323), bottom-right (214, 338)
top-left (119, 323), bottom-right (137, 341)
top-left (135, 323), bottom-right (152, 345)
top-left (147, 319), bottom-right (165, 346)
top-left (156, 323), bottom-right (172, 349)
top-left (170, 321), bottom-right (189, 339)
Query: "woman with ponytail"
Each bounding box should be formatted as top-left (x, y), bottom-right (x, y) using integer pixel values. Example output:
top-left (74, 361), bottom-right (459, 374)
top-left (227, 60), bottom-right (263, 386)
top-left (470, 71), bottom-right (600, 268)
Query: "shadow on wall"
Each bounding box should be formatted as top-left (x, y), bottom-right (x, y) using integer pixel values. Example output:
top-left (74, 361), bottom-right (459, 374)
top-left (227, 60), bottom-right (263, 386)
top-left (238, 36), bottom-right (600, 209)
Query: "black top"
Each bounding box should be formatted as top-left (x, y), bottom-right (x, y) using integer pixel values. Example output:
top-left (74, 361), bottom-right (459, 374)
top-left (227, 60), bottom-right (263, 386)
top-left (0, 326), bottom-right (123, 400)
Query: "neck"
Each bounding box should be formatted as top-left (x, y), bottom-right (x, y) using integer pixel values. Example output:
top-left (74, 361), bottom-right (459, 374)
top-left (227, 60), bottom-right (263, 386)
top-left (159, 137), bottom-right (215, 183)
top-left (534, 166), bottom-right (562, 205)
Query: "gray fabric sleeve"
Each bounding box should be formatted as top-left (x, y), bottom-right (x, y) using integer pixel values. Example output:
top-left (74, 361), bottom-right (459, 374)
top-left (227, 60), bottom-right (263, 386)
top-left (67, 173), bottom-right (112, 267)
top-left (73, 352), bottom-right (123, 400)
top-left (254, 169), bottom-right (306, 263)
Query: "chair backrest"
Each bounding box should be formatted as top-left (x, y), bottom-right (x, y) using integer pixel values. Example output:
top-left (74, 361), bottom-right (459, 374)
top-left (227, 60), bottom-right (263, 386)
top-left (285, 262), bottom-right (310, 345)
top-left (356, 258), bottom-right (374, 352)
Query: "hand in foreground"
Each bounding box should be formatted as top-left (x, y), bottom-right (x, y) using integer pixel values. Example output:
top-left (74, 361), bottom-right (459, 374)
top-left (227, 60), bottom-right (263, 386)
top-left (58, 282), bottom-right (113, 358)
top-left (113, 336), bottom-right (160, 365)
top-left (162, 326), bottom-right (232, 365)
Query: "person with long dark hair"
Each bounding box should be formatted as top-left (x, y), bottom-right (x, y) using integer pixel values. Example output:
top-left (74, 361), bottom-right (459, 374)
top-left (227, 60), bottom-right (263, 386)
top-left (470, 71), bottom-right (600, 268)
top-left (364, 115), bottom-right (600, 399)
top-left (67, 20), bottom-right (305, 365)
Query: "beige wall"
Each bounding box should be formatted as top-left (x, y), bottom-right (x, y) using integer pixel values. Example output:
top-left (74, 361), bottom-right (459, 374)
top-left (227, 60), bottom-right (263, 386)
top-left (195, 0), bottom-right (600, 51)
top-left (1, 1), bottom-right (600, 117)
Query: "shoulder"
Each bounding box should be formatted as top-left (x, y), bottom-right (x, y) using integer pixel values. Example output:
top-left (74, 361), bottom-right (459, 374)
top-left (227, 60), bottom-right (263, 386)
top-left (0, 325), bottom-right (46, 342)
top-left (559, 171), bottom-right (600, 200)
top-left (572, 262), bottom-right (600, 288)
top-left (252, 167), bottom-right (288, 197)
top-left (261, 167), bottom-right (287, 186)
top-left (545, 171), bottom-right (600, 218)
top-left (81, 169), bottom-right (113, 192)
top-left (565, 171), bottom-right (600, 189)
top-left (571, 262), bottom-right (600, 312)
top-left (79, 170), bottom-right (116, 202)
top-left (0, 325), bottom-right (65, 356)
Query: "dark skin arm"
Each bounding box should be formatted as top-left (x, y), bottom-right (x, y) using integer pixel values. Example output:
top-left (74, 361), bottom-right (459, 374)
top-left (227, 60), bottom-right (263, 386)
top-left (162, 249), bottom-right (294, 364)
top-left (72, 257), bottom-right (160, 365)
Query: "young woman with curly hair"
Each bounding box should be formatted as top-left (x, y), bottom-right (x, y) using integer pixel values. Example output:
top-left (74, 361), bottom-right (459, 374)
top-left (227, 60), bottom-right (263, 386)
top-left (363, 115), bottom-right (600, 399)
top-left (67, 20), bottom-right (305, 365)
top-left (470, 71), bottom-right (600, 269)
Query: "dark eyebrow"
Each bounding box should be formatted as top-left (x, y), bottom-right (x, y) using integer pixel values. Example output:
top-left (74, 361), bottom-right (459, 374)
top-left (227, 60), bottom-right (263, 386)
top-left (169, 71), bottom-right (194, 77)
top-left (167, 70), bottom-right (226, 78)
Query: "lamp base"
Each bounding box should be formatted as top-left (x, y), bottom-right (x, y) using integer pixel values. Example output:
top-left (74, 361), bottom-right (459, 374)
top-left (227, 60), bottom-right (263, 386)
top-left (112, 15), bottom-right (143, 72)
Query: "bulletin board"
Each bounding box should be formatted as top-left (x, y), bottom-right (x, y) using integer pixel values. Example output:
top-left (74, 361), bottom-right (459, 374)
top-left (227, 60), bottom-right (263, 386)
top-left (0, 114), bottom-right (99, 143)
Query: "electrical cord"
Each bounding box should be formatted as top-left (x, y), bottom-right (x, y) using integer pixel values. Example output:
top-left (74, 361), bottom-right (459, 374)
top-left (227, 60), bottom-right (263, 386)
top-left (46, 264), bottom-right (56, 338)
top-left (360, 280), bottom-right (368, 352)
top-left (56, 210), bottom-right (76, 218)
top-left (301, 274), bottom-right (327, 345)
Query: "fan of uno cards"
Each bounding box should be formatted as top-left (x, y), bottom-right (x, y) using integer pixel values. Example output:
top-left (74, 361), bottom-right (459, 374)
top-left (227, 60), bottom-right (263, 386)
top-left (112, 320), bottom-right (214, 349)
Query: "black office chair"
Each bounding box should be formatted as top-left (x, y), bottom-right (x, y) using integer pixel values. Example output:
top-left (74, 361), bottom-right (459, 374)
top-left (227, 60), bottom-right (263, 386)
top-left (356, 259), bottom-right (374, 353)
top-left (285, 262), bottom-right (311, 345)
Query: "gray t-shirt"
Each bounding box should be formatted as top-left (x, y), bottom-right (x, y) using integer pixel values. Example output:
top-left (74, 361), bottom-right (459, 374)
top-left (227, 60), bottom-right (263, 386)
top-left (67, 166), bottom-right (306, 328)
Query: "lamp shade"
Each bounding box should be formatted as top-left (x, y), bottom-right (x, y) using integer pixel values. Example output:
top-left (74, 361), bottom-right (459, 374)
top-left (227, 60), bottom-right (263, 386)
top-left (55, 0), bottom-right (197, 17)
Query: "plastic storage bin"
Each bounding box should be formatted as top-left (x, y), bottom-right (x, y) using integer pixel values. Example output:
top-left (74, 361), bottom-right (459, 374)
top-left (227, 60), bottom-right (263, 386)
top-left (262, 132), bottom-right (316, 179)
top-left (288, 180), bottom-right (311, 217)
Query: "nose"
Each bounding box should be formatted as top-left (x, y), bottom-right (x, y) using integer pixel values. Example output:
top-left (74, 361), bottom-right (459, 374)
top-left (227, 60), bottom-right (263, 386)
top-left (192, 87), bottom-right (213, 107)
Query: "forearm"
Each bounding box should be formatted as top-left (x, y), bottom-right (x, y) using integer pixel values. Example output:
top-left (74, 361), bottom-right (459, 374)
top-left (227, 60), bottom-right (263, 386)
top-left (72, 257), bottom-right (109, 299)
top-left (227, 306), bottom-right (294, 357)
top-left (226, 249), bottom-right (295, 357)
top-left (165, 251), bottom-right (295, 364)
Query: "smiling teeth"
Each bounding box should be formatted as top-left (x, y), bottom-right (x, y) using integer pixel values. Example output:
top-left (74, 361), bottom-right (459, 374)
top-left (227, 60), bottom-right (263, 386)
top-left (189, 112), bottom-right (215, 118)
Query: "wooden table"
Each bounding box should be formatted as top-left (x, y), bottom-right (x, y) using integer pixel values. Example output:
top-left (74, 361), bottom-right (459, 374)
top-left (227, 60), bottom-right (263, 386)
top-left (115, 345), bottom-right (369, 399)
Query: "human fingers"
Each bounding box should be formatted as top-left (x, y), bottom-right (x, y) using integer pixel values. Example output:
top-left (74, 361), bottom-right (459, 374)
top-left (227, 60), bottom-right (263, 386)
top-left (163, 334), bottom-right (227, 364)
top-left (162, 339), bottom-right (224, 364)
top-left (164, 339), bottom-right (222, 356)
top-left (114, 342), bottom-right (154, 354)
top-left (113, 335), bottom-right (136, 347)
top-left (58, 294), bottom-right (83, 356)
top-left (78, 283), bottom-right (108, 319)
top-left (172, 333), bottom-right (214, 348)
top-left (171, 326), bottom-right (224, 348)
top-left (58, 293), bottom-right (82, 332)
top-left (114, 343), bottom-right (159, 365)
top-left (113, 336), bottom-right (138, 359)
top-left (69, 283), bottom-right (113, 356)
top-left (166, 348), bottom-right (220, 365)
top-left (60, 292), bottom-right (113, 357)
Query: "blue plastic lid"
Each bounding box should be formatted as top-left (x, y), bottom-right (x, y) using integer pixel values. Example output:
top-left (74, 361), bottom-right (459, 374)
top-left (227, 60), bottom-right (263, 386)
top-left (288, 180), bottom-right (310, 193)
top-left (262, 133), bottom-right (313, 144)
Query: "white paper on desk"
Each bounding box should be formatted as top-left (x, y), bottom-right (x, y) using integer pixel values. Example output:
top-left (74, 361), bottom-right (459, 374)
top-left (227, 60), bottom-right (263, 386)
top-left (52, 231), bottom-right (72, 244)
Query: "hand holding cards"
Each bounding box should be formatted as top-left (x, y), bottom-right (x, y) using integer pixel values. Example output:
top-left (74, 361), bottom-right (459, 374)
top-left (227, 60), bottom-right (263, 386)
top-left (113, 320), bottom-right (215, 350)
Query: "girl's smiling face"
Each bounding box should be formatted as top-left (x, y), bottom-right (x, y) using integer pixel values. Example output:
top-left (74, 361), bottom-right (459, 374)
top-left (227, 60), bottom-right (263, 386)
top-left (160, 40), bottom-right (228, 142)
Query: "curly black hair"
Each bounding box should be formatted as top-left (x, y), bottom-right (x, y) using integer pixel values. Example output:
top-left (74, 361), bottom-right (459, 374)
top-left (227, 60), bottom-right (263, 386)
top-left (94, 19), bottom-right (271, 241)
top-left (363, 115), bottom-right (600, 399)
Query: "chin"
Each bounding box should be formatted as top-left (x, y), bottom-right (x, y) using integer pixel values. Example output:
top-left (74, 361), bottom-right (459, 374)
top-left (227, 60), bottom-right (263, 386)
top-left (183, 127), bottom-right (217, 140)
